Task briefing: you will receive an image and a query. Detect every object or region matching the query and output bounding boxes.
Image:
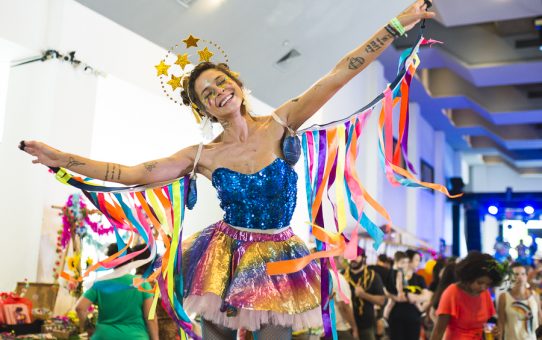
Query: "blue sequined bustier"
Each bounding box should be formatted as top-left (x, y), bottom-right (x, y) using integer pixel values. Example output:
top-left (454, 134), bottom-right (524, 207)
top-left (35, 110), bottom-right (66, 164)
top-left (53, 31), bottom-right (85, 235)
top-left (211, 158), bottom-right (297, 230)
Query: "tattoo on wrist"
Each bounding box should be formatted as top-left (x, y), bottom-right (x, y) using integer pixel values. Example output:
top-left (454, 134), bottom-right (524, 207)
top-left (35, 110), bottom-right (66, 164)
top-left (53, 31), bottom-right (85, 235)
top-left (105, 163), bottom-right (110, 180)
top-left (65, 157), bottom-right (85, 168)
top-left (144, 161), bottom-right (158, 172)
top-left (117, 165), bottom-right (122, 180)
top-left (348, 56), bottom-right (366, 70)
top-left (111, 164), bottom-right (116, 181)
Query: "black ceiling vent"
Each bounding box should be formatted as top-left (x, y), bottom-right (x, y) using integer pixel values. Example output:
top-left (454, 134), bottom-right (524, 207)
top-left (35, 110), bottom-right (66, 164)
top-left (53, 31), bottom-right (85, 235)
top-left (515, 17), bottom-right (542, 49)
top-left (275, 49), bottom-right (301, 67)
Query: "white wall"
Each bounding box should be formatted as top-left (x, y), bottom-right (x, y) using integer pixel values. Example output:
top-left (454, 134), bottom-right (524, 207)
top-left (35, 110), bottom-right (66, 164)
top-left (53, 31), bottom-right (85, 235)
top-left (0, 0), bottom-right (188, 292)
top-left (470, 164), bottom-right (542, 192)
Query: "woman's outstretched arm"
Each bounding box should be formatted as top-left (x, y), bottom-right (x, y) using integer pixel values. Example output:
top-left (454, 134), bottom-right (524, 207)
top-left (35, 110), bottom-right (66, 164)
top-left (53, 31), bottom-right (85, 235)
top-left (275, 0), bottom-right (435, 130)
top-left (22, 140), bottom-right (197, 185)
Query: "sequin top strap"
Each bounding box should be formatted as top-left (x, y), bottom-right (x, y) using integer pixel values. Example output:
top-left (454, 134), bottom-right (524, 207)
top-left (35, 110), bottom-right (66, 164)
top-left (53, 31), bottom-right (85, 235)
top-left (190, 142), bottom-right (204, 179)
top-left (271, 112), bottom-right (295, 135)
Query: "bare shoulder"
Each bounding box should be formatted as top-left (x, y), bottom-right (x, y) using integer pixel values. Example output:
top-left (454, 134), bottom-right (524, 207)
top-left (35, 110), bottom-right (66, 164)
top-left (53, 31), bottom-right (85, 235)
top-left (255, 112), bottom-right (288, 139)
top-left (170, 144), bottom-right (200, 161)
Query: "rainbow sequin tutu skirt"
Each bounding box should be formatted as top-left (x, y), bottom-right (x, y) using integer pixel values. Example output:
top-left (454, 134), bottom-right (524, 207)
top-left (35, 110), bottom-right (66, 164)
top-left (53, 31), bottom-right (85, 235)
top-left (182, 220), bottom-right (322, 331)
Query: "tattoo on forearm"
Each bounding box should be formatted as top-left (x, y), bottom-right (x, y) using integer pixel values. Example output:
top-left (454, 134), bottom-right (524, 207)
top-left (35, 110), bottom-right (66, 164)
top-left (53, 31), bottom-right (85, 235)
top-left (144, 161), bottom-right (158, 172)
top-left (65, 157), bottom-right (85, 168)
top-left (291, 97), bottom-right (300, 103)
top-left (117, 165), bottom-right (122, 181)
top-left (111, 164), bottom-right (116, 181)
top-left (348, 56), bottom-right (366, 70)
top-left (105, 163), bottom-right (110, 180)
top-left (365, 32), bottom-right (394, 53)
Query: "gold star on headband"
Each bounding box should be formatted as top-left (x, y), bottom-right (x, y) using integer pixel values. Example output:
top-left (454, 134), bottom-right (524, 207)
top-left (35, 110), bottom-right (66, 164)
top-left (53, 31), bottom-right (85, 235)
top-left (174, 53), bottom-right (190, 69)
top-left (154, 60), bottom-right (170, 76)
top-left (183, 35), bottom-right (200, 48)
top-left (167, 74), bottom-right (182, 91)
top-left (156, 35), bottom-right (230, 111)
top-left (198, 47), bottom-right (214, 62)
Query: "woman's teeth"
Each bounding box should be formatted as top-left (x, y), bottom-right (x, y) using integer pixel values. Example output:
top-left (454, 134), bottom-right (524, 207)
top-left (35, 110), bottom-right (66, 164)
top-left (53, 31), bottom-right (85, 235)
top-left (219, 94), bottom-right (233, 107)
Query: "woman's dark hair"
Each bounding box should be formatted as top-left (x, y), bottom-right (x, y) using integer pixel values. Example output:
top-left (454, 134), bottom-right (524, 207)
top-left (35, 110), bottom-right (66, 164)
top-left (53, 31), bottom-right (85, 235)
top-left (106, 243), bottom-right (120, 257)
top-left (405, 249), bottom-right (422, 261)
top-left (431, 262), bottom-right (458, 309)
top-left (378, 254), bottom-right (390, 263)
top-left (428, 258), bottom-right (447, 292)
top-left (510, 262), bottom-right (527, 271)
top-left (105, 243), bottom-right (151, 274)
top-left (394, 251), bottom-right (407, 262)
top-left (455, 251), bottom-right (504, 287)
top-left (130, 244), bottom-right (152, 275)
top-left (180, 62), bottom-right (245, 122)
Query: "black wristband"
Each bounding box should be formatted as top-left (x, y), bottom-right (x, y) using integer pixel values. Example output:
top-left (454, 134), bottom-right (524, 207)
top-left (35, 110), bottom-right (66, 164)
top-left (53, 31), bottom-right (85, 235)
top-left (385, 24), bottom-right (401, 38)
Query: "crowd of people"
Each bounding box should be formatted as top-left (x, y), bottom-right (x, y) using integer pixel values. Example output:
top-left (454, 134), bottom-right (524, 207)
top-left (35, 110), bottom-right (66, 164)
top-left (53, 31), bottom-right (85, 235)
top-left (310, 248), bottom-right (542, 340)
top-left (71, 241), bottom-right (542, 340)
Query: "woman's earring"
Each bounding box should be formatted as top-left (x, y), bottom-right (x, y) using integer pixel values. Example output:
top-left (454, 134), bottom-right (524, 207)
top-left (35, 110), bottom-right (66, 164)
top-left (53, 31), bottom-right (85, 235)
top-left (200, 115), bottom-right (214, 140)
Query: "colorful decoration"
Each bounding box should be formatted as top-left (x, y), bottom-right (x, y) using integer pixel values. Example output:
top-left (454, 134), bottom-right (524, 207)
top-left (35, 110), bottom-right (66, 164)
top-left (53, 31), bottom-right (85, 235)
top-left (47, 174), bottom-right (195, 339)
top-left (155, 34), bottom-right (229, 107)
top-left (42, 315), bottom-right (79, 338)
top-left (64, 252), bottom-right (97, 297)
top-left (51, 193), bottom-right (105, 294)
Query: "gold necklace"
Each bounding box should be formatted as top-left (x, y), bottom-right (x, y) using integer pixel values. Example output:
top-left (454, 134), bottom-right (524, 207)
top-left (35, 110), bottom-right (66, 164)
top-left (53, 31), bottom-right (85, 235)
top-left (344, 267), bottom-right (375, 316)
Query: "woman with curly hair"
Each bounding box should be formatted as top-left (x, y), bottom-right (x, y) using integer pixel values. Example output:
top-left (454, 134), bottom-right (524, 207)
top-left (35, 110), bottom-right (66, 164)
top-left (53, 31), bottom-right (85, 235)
top-left (430, 251), bottom-right (503, 340)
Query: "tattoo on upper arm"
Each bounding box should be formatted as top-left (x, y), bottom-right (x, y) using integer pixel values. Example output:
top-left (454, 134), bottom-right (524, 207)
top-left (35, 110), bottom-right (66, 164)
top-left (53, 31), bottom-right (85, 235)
top-left (144, 161), bottom-right (158, 172)
top-left (348, 56), bottom-right (366, 70)
top-left (65, 157), bottom-right (85, 168)
top-left (290, 97), bottom-right (300, 103)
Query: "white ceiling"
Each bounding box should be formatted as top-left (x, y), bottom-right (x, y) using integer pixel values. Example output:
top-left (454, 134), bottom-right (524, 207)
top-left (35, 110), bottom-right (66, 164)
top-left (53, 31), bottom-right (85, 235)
top-left (434, 0), bottom-right (542, 27)
top-left (74, 0), bottom-right (542, 106)
top-left (74, 0), bottom-right (542, 172)
top-left (74, 0), bottom-right (412, 106)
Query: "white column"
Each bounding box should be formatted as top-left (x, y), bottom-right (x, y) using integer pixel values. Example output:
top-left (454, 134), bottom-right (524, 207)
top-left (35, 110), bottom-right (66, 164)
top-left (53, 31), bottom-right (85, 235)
top-left (433, 131), bottom-right (445, 248)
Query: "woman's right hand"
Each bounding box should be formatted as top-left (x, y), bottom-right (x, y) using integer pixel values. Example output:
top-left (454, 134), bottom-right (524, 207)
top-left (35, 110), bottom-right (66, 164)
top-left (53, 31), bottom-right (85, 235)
top-left (20, 140), bottom-right (66, 168)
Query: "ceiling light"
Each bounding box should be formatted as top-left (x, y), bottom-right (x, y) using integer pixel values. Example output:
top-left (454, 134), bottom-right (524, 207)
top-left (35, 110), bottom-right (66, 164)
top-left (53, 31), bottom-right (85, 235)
top-left (488, 205), bottom-right (499, 215)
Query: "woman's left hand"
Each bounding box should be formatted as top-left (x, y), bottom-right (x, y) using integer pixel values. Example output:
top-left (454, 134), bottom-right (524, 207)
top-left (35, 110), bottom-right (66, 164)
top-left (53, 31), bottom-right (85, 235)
top-left (397, 0), bottom-right (436, 32)
top-left (491, 325), bottom-right (501, 340)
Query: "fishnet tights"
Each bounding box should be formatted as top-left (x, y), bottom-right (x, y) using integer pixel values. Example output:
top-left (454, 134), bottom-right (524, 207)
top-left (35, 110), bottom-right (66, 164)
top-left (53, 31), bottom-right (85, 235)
top-left (200, 319), bottom-right (292, 340)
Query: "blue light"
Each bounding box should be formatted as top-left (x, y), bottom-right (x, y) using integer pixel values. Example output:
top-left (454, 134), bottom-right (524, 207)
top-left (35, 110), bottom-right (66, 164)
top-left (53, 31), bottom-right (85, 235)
top-left (488, 205), bottom-right (499, 215)
top-left (524, 206), bottom-right (535, 215)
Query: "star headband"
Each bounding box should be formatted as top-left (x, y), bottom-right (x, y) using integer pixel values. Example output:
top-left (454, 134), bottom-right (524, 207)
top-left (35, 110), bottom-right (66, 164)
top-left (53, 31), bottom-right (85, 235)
top-left (154, 34), bottom-right (230, 122)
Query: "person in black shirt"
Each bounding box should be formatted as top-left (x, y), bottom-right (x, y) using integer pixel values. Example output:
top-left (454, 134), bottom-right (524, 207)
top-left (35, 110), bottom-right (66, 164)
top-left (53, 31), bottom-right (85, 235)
top-left (386, 249), bottom-right (430, 340)
top-left (369, 254), bottom-right (392, 286)
top-left (344, 248), bottom-right (386, 340)
top-left (368, 254), bottom-right (392, 338)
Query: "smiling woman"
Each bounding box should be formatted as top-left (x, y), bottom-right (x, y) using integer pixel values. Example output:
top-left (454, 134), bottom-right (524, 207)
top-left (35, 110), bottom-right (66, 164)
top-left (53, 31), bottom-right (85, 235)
top-left (21, 1), bottom-right (436, 339)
